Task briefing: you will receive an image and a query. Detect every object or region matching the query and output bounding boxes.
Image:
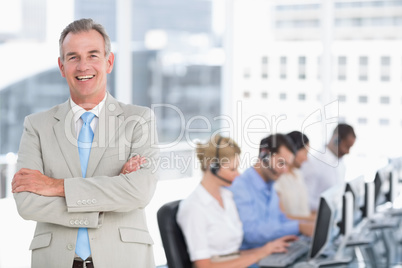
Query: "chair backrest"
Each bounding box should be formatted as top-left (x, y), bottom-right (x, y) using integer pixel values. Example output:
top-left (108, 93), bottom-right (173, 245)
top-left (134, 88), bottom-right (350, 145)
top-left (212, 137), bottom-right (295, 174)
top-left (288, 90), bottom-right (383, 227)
top-left (157, 200), bottom-right (192, 268)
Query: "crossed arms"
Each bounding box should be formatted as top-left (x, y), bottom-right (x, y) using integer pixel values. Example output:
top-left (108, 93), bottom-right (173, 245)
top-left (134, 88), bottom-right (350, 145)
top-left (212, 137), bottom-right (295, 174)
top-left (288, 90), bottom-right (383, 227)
top-left (12, 155), bottom-right (146, 197)
top-left (12, 107), bottom-right (159, 228)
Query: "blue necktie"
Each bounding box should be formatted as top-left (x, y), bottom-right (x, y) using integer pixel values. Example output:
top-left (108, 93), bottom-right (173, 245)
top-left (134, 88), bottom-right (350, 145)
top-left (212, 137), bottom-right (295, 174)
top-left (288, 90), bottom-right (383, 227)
top-left (76, 112), bottom-right (95, 260)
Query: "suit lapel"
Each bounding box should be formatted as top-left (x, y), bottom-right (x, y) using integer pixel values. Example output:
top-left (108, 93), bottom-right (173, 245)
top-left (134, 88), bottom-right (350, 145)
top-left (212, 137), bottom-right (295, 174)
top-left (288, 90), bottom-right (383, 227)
top-left (53, 101), bottom-right (82, 178)
top-left (86, 95), bottom-right (124, 177)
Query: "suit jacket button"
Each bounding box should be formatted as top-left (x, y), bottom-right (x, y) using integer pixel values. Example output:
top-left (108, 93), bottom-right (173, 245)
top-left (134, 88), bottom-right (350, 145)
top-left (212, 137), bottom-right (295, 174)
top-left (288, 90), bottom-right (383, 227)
top-left (67, 244), bottom-right (74, 251)
top-left (77, 200), bottom-right (82, 205)
top-left (84, 220), bottom-right (89, 226)
top-left (87, 199), bottom-right (92, 205)
top-left (92, 199), bottom-right (97, 204)
top-left (70, 220), bottom-right (75, 225)
top-left (75, 220), bottom-right (80, 225)
top-left (79, 220), bottom-right (84, 225)
top-left (82, 200), bottom-right (87, 205)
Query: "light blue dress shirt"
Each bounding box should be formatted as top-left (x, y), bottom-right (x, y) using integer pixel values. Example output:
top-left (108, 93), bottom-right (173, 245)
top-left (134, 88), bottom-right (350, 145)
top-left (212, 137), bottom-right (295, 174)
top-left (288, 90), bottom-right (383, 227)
top-left (230, 167), bottom-right (299, 250)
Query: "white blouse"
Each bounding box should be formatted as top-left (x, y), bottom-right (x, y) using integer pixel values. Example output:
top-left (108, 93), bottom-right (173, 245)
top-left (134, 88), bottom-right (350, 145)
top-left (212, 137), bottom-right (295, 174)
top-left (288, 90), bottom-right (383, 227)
top-left (274, 168), bottom-right (311, 217)
top-left (177, 185), bottom-right (243, 261)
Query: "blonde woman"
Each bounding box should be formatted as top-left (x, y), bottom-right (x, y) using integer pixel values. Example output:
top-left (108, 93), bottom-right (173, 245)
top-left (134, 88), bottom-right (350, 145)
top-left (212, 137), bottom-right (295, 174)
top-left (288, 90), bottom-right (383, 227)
top-left (177, 135), bottom-right (296, 268)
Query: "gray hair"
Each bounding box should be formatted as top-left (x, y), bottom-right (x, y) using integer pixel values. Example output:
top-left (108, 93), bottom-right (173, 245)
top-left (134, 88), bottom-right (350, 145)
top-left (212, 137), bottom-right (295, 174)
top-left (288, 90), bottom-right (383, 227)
top-left (59, 18), bottom-right (111, 62)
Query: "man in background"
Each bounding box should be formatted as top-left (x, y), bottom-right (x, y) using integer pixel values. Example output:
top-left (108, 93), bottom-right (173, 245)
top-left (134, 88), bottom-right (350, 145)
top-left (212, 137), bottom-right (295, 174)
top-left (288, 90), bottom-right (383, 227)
top-left (301, 123), bottom-right (356, 211)
top-left (230, 134), bottom-right (314, 250)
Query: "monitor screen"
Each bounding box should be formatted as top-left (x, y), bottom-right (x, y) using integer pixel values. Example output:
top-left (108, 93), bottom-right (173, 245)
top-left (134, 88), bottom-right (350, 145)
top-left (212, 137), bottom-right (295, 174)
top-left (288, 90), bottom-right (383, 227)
top-left (308, 184), bottom-right (343, 260)
top-left (374, 165), bottom-right (395, 207)
top-left (389, 157), bottom-right (402, 182)
top-left (385, 169), bottom-right (398, 204)
top-left (362, 181), bottom-right (375, 218)
top-left (337, 191), bottom-right (354, 237)
top-left (344, 175), bottom-right (365, 226)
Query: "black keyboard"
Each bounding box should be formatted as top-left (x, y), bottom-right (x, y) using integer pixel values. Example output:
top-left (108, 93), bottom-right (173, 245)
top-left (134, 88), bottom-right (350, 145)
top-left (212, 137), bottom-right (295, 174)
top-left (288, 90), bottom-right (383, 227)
top-left (258, 239), bottom-right (310, 267)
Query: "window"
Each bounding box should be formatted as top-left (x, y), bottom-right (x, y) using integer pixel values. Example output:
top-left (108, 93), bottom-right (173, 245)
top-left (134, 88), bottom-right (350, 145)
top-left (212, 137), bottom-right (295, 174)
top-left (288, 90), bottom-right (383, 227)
top-left (379, 118), bottom-right (389, 126)
top-left (298, 93), bottom-right (306, 100)
top-left (298, 56), bottom-right (306, 79)
top-left (380, 96), bottom-right (390, 104)
top-left (359, 56), bottom-right (368, 81)
top-left (338, 95), bottom-right (346, 102)
top-left (261, 56), bottom-right (268, 79)
top-left (358, 117), bottom-right (367, 125)
top-left (338, 56), bottom-right (347, 80)
top-left (275, 19), bottom-right (320, 28)
top-left (279, 92), bottom-right (287, 100)
top-left (244, 68), bottom-right (250, 79)
top-left (358, 95), bottom-right (368, 103)
top-left (280, 57), bottom-right (287, 79)
top-left (380, 56), bottom-right (391, 82)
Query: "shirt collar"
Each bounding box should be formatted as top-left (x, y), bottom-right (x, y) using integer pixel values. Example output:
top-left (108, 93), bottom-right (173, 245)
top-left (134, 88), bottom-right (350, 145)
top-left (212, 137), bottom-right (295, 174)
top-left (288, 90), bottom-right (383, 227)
top-left (196, 184), bottom-right (215, 206)
top-left (196, 184), bottom-right (233, 206)
top-left (323, 145), bottom-right (342, 166)
top-left (70, 92), bottom-right (107, 123)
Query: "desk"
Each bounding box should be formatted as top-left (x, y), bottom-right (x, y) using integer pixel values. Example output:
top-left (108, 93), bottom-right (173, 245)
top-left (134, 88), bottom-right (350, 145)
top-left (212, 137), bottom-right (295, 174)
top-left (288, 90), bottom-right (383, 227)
top-left (259, 226), bottom-right (402, 268)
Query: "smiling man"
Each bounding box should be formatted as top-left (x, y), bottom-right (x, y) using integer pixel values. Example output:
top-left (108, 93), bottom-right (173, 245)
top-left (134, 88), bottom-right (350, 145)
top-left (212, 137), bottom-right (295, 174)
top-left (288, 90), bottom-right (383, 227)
top-left (12, 19), bottom-right (159, 268)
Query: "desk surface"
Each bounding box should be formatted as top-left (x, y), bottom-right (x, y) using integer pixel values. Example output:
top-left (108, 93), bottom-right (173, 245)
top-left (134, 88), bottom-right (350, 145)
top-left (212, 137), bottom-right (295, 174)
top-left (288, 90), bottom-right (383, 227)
top-left (260, 226), bottom-right (402, 268)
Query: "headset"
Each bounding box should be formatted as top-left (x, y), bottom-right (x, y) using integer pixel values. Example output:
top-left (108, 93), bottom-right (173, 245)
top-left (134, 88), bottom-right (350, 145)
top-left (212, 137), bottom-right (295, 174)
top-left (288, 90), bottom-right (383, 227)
top-left (259, 149), bottom-right (278, 175)
top-left (334, 137), bottom-right (339, 146)
top-left (210, 136), bottom-right (233, 184)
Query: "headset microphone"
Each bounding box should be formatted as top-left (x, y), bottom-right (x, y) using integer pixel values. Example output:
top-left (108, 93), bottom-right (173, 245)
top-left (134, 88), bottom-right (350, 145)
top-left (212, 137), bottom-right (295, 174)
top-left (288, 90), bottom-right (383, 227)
top-left (211, 166), bottom-right (233, 184)
top-left (268, 165), bottom-right (278, 175)
top-left (210, 136), bottom-right (233, 185)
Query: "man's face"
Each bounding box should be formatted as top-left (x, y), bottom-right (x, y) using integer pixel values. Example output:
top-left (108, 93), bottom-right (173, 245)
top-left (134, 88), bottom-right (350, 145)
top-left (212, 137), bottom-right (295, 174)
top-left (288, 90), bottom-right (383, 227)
top-left (58, 29), bottom-right (114, 106)
top-left (261, 146), bottom-right (295, 181)
top-left (338, 134), bottom-right (356, 158)
top-left (294, 146), bottom-right (309, 169)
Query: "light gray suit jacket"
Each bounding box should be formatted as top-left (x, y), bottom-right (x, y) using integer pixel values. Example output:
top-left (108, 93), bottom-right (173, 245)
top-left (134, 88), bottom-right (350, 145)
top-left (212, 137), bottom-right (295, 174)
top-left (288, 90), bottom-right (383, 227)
top-left (14, 94), bottom-right (159, 268)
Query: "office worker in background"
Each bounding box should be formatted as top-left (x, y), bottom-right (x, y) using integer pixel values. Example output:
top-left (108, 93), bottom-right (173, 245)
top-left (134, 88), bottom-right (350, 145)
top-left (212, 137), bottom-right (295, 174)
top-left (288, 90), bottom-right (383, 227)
top-left (230, 134), bottom-right (314, 250)
top-left (275, 131), bottom-right (315, 222)
top-left (11, 19), bottom-right (159, 268)
top-left (301, 123), bottom-right (356, 212)
top-left (177, 135), bottom-right (296, 268)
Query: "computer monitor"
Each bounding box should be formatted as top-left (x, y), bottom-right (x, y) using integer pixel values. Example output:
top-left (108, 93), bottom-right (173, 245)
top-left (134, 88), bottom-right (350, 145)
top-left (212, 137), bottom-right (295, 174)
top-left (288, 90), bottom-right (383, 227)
top-left (344, 176), bottom-right (365, 227)
top-left (337, 190), bottom-right (354, 237)
top-left (389, 156), bottom-right (402, 182)
top-left (374, 165), bottom-right (397, 208)
top-left (295, 185), bottom-right (352, 268)
top-left (361, 181), bottom-right (375, 219)
top-left (337, 176), bottom-right (376, 246)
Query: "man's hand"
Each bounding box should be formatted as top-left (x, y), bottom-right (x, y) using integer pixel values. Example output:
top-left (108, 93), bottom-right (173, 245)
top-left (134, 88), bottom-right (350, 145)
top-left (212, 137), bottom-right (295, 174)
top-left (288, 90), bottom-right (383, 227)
top-left (120, 155), bottom-right (147, 174)
top-left (12, 168), bottom-right (65, 197)
top-left (299, 221), bottom-right (315, 237)
top-left (263, 235), bottom-right (297, 254)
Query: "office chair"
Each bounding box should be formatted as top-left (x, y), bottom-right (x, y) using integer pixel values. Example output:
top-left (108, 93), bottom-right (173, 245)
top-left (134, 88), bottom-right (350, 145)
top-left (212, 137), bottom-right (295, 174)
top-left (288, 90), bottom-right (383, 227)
top-left (157, 200), bottom-right (192, 268)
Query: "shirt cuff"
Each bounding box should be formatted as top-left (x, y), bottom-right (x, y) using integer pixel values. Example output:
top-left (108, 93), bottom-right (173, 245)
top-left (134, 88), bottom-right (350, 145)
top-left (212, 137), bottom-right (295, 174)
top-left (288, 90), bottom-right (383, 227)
top-left (288, 220), bottom-right (300, 235)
